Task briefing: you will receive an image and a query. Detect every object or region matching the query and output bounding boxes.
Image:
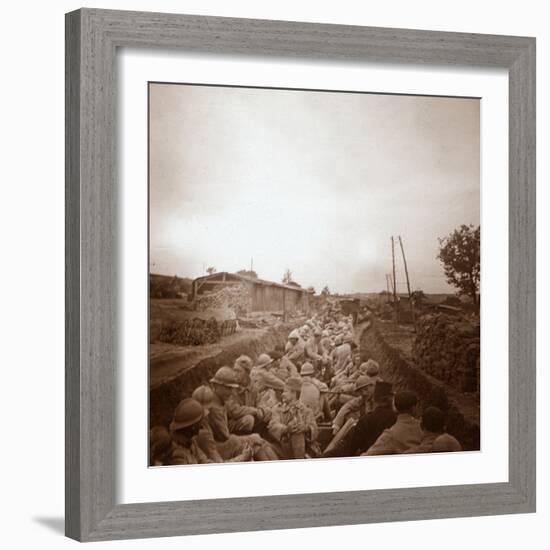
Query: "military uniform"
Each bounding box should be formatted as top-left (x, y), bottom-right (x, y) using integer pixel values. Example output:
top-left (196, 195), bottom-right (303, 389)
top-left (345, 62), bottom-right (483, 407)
top-left (268, 400), bottom-right (318, 459)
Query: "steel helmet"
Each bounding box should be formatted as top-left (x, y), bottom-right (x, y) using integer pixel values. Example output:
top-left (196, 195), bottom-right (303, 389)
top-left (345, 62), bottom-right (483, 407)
top-left (256, 353), bottom-right (274, 369)
top-left (300, 362), bottom-right (315, 376)
top-left (169, 398), bottom-right (204, 432)
top-left (192, 385), bottom-right (215, 409)
top-left (210, 366), bottom-right (239, 388)
top-left (360, 359), bottom-right (380, 377)
top-left (285, 376), bottom-right (303, 393)
top-left (234, 354), bottom-right (253, 372)
top-left (365, 359), bottom-right (380, 376)
top-left (288, 329), bottom-right (300, 340)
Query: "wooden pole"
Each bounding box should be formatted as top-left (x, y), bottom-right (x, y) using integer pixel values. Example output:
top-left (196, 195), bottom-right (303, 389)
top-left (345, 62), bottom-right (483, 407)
top-left (398, 236), bottom-right (416, 327)
top-left (391, 236), bottom-right (398, 322)
top-left (385, 273), bottom-right (391, 300)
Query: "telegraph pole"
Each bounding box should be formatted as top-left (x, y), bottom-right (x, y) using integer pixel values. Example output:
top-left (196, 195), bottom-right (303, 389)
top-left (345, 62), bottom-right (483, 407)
top-left (398, 236), bottom-right (415, 328)
top-left (391, 236), bottom-right (398, 322)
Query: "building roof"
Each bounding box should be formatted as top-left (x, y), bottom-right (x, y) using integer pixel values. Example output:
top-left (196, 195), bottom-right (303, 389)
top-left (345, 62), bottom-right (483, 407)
top-left (193, 272), bottom-right (307, 293)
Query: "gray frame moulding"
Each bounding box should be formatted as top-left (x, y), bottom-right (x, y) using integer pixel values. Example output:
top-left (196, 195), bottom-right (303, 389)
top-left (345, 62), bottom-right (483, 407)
top-left (65, 8), bottom-right (536, 542)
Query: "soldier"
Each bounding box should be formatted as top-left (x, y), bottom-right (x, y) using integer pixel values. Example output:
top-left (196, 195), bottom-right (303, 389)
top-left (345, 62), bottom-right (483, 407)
top-left (405, 407), bottom-right (462, 454)
top-left (366, 390), bottom-right (423, 455)
top-left (207, 367), bottom-right (278, 461)
top-left (166, 398), bottom-right (213, 465)
top-left (285, 329), bottom-right (306, 365)
top-left (250, 353), bottom-right (286, 400)
top-left (191, 385), bottom-right (254, 463)
top-left (271, 354), bottom-right (299, 381)
top-left (331, 374), bottom-right (378, 434)
top-left (268, 376), bottom-right (318, 459)
top-left (299, 362), bottom-right (331, 421)
top-left (305, 328), bottom-right (327, 369)
top-left (326, 381), bottom-right (397, 458)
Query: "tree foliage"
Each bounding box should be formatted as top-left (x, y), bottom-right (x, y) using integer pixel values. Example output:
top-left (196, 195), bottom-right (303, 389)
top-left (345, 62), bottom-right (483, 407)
top-left (206, 266), bottom-right (217, 275)
top-left (437, 224), bottom-right (480, 306)
top-left (321, 285), bottom-right (330, 297)
top-left (282, 269), bottom-right (293, 285)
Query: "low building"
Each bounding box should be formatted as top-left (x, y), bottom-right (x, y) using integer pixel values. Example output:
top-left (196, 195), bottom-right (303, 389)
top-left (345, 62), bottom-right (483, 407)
top-left (190, 272), bottom-right (311, 315)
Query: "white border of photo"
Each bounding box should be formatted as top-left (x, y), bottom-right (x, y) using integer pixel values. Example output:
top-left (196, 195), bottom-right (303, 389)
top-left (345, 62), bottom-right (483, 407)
top-left (116, 49), bottom-right (508, 504)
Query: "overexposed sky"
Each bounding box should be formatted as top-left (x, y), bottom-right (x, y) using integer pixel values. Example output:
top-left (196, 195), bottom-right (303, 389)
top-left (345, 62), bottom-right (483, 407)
top-left (149, 83), bottom-right (479, 294)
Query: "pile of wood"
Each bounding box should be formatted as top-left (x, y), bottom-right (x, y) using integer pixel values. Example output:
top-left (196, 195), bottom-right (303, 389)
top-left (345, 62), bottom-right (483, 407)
top-left (413, 313), bottom-right (480, 393)
top-left (196, 283), bottom-right (251, 316)
top-left (158, 317), bottom-right (238, 346)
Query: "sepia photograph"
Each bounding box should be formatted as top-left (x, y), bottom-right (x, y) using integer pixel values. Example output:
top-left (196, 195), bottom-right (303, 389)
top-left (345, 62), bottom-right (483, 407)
top-left (148, 82), bottom-right (481, 467)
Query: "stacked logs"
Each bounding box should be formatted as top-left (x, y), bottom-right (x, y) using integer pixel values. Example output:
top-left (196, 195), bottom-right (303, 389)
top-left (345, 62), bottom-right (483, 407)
top-left (158, 317), bottom-right (237, 346)
top-left (196, 284), bottom-right (251, 317)
top-left (413, 313), bottom-right (480, 393)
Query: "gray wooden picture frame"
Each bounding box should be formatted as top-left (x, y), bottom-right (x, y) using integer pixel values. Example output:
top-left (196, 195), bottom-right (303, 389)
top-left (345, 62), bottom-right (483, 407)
top-left (65, 8), bottom-right (536, 542)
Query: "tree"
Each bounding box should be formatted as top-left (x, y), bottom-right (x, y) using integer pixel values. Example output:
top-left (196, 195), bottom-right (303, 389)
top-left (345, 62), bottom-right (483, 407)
top-left (237, 269), bottom-right (258, 279)
top-left (321, 285), bottom-right (330, 297)
top-left (282, 269), bottom-right (293, 285)
top-left (206, 266), bottom-right (216, 275)
top-left (437, 224), bottom-right (480, 307)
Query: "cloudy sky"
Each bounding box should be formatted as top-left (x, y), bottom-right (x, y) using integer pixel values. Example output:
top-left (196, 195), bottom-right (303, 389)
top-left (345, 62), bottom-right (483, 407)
top-left (149, 83), bottom-right (479, 295)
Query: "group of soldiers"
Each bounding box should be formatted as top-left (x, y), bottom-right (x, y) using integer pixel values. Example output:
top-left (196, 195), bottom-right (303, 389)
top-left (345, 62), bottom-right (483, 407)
top-left (150, 302), bottom-right (462, 466)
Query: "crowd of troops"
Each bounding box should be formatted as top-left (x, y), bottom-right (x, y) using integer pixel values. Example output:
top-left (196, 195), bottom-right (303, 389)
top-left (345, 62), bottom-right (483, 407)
top-left (150, 302), bottom-right (462, 466)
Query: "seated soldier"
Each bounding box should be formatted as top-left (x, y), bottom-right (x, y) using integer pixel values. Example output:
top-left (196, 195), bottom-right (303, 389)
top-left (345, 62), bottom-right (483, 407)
top-left (332, 374), bottom-right (378, 434)
top-left (405, 406), bottom-right (462, 454)
top-left (271, 354), bottom-right (299, 381)
top-left (193, 378), bottom-right (277, 462)
top-left (285, 329), bottom-right (306, 365)
top-left (268, 376), bottom-right (318, 459)
top-left (324, 381), bottom-right (397, 458)
top-left (366, 390), bottom-right (423, 455)
top-left (167, 399), bottom-right (214, 465)
top-left (300, 362), bottom-right (331, 422)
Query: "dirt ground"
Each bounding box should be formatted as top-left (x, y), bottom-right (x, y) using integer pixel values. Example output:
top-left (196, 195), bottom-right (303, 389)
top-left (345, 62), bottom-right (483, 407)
top-left (150, 327), bottom-right (268, 389)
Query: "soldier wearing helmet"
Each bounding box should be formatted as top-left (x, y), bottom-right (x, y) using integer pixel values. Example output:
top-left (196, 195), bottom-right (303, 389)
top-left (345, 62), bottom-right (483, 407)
top-left (268, 376), bottom-right (318, 459)
top-left (250, 353), bottom-right (285, 398)
top-left (207, 366), bottom-right (241, 443)
top-left (204, 369), bottom-right (279, 462)
top-left (304, 328), bottom-right (328, 370)
top-left (331, 374), bottom-right (379, 435)
top-left (189, 385), bottom-right (256, 463)
top-left (164, 398), bottom-right (212, 465)
top-left (285, 329), bottom-right (305, 365)
top-left (331, 333), bottom-right (353, 374)
top-left (225, 358), bottom-right (270, 435)
top-left (299, 362), bottom-right (331, 422)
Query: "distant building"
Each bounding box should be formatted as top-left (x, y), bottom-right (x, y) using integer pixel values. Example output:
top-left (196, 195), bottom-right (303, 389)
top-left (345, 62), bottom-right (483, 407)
top-left (191, 271), bottom-right (311, 314)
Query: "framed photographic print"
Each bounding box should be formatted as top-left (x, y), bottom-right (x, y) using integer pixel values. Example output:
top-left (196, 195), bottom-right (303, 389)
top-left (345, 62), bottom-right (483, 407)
top-left (65, 8), bottom-right (536, 542)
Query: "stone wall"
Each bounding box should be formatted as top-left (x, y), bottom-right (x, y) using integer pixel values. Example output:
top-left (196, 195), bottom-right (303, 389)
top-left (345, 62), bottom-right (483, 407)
top-left (413, 313), bottom-right (480, 394)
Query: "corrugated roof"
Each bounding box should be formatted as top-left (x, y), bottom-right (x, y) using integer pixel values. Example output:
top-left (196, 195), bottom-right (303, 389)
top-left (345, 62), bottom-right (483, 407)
top-left (193, 272), bottom-right (306, 292)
